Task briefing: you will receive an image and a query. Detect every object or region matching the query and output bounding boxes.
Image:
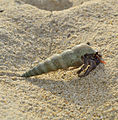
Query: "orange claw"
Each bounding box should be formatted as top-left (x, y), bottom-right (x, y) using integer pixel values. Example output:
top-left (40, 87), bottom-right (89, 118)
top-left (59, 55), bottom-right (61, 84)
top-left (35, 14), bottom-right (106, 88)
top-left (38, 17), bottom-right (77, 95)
top-left (99, 59), bottom-right (106, 64)
top-left (96, 55), bottom-right (106, 64)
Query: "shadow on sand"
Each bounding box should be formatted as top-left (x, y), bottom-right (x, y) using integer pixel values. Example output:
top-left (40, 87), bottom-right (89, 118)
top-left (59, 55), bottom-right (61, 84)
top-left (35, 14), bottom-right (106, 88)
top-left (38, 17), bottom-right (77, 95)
top-left (20, 0), bottom-right (73, 11)
top-left (25, 65), bottom-right (111, 106)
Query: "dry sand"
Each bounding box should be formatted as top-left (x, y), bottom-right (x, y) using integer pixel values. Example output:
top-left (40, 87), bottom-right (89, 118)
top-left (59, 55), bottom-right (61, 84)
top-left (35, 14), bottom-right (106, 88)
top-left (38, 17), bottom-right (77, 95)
top-left (0, 0), bottom-right (118, 119)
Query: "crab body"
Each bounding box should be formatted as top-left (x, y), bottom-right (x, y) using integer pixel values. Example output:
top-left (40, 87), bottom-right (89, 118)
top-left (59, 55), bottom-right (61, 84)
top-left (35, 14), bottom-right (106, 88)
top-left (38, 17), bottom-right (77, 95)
top-left (21, 43), bottom-right (96, 77)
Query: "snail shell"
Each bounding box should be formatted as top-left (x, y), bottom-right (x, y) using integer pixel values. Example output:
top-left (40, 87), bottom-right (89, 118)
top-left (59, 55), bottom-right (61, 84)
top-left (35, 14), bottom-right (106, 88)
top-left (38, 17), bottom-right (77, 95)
top-left (21, 43), bottom-right (96, 77)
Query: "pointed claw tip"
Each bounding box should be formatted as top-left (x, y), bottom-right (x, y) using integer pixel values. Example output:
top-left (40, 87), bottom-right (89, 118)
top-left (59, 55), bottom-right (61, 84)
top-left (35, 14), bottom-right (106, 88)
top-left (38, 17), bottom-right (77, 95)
top-left (96, 55), bottom-right (106, 64)
top-left (100, 60), bottom-right (106, 64)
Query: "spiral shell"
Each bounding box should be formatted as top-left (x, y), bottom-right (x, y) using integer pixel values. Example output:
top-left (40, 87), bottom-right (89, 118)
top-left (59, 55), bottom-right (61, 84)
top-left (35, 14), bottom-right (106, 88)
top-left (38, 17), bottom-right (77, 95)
top-left (21, 43), bottom-right (96, 77)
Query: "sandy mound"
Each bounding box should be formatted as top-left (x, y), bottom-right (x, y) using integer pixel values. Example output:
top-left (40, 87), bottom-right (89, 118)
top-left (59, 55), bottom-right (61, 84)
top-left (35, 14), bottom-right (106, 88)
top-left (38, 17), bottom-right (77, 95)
top-left (0, 0), bottom-right (118, 119)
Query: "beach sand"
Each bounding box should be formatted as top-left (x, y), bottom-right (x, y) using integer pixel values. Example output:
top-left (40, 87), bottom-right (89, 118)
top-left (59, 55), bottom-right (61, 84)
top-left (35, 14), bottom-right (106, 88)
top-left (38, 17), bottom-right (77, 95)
top-left (0, 0), bottom-right (118, 119)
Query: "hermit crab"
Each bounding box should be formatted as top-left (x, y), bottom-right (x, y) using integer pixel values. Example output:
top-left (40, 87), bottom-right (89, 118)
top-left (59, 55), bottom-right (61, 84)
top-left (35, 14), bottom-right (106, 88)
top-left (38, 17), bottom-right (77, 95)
top-left (21, 43), bottom-right (106, 77)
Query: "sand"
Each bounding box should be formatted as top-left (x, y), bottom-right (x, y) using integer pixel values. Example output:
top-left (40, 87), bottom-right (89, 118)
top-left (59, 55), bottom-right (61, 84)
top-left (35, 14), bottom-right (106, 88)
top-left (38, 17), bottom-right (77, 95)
top-left (0, 0), bottom-right (118, 119)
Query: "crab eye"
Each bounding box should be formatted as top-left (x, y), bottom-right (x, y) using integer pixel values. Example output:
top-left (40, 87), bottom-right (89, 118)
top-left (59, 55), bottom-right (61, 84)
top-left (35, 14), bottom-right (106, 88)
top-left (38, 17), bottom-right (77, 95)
top-left (86, 42), bottom-right (90, 45)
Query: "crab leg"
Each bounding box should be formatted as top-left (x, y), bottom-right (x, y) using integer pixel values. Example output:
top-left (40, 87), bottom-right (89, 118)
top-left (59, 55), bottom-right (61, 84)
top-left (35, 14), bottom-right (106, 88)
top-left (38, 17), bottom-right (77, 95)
top-left (79, 60), bottom-right (97, 77)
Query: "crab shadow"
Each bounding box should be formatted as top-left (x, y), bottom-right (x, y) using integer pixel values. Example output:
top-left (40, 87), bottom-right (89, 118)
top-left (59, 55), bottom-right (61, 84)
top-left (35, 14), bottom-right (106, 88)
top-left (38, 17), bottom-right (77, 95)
top-left (25, 65), bottom-right (111, 106)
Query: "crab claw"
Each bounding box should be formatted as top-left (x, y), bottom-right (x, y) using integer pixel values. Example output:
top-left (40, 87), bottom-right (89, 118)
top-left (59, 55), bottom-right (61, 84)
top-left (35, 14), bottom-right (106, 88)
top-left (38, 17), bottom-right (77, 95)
top-left (96, 54), bottom-right (106, 64)
top-left (99, 58), bottom-right (106, 64)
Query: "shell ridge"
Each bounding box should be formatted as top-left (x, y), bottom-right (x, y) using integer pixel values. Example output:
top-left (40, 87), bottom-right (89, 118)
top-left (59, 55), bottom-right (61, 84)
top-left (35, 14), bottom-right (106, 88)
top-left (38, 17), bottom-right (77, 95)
top-left (56, 54), bottom-right (68, 69)
top-left (44, 58), bottom-right (57, 71)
